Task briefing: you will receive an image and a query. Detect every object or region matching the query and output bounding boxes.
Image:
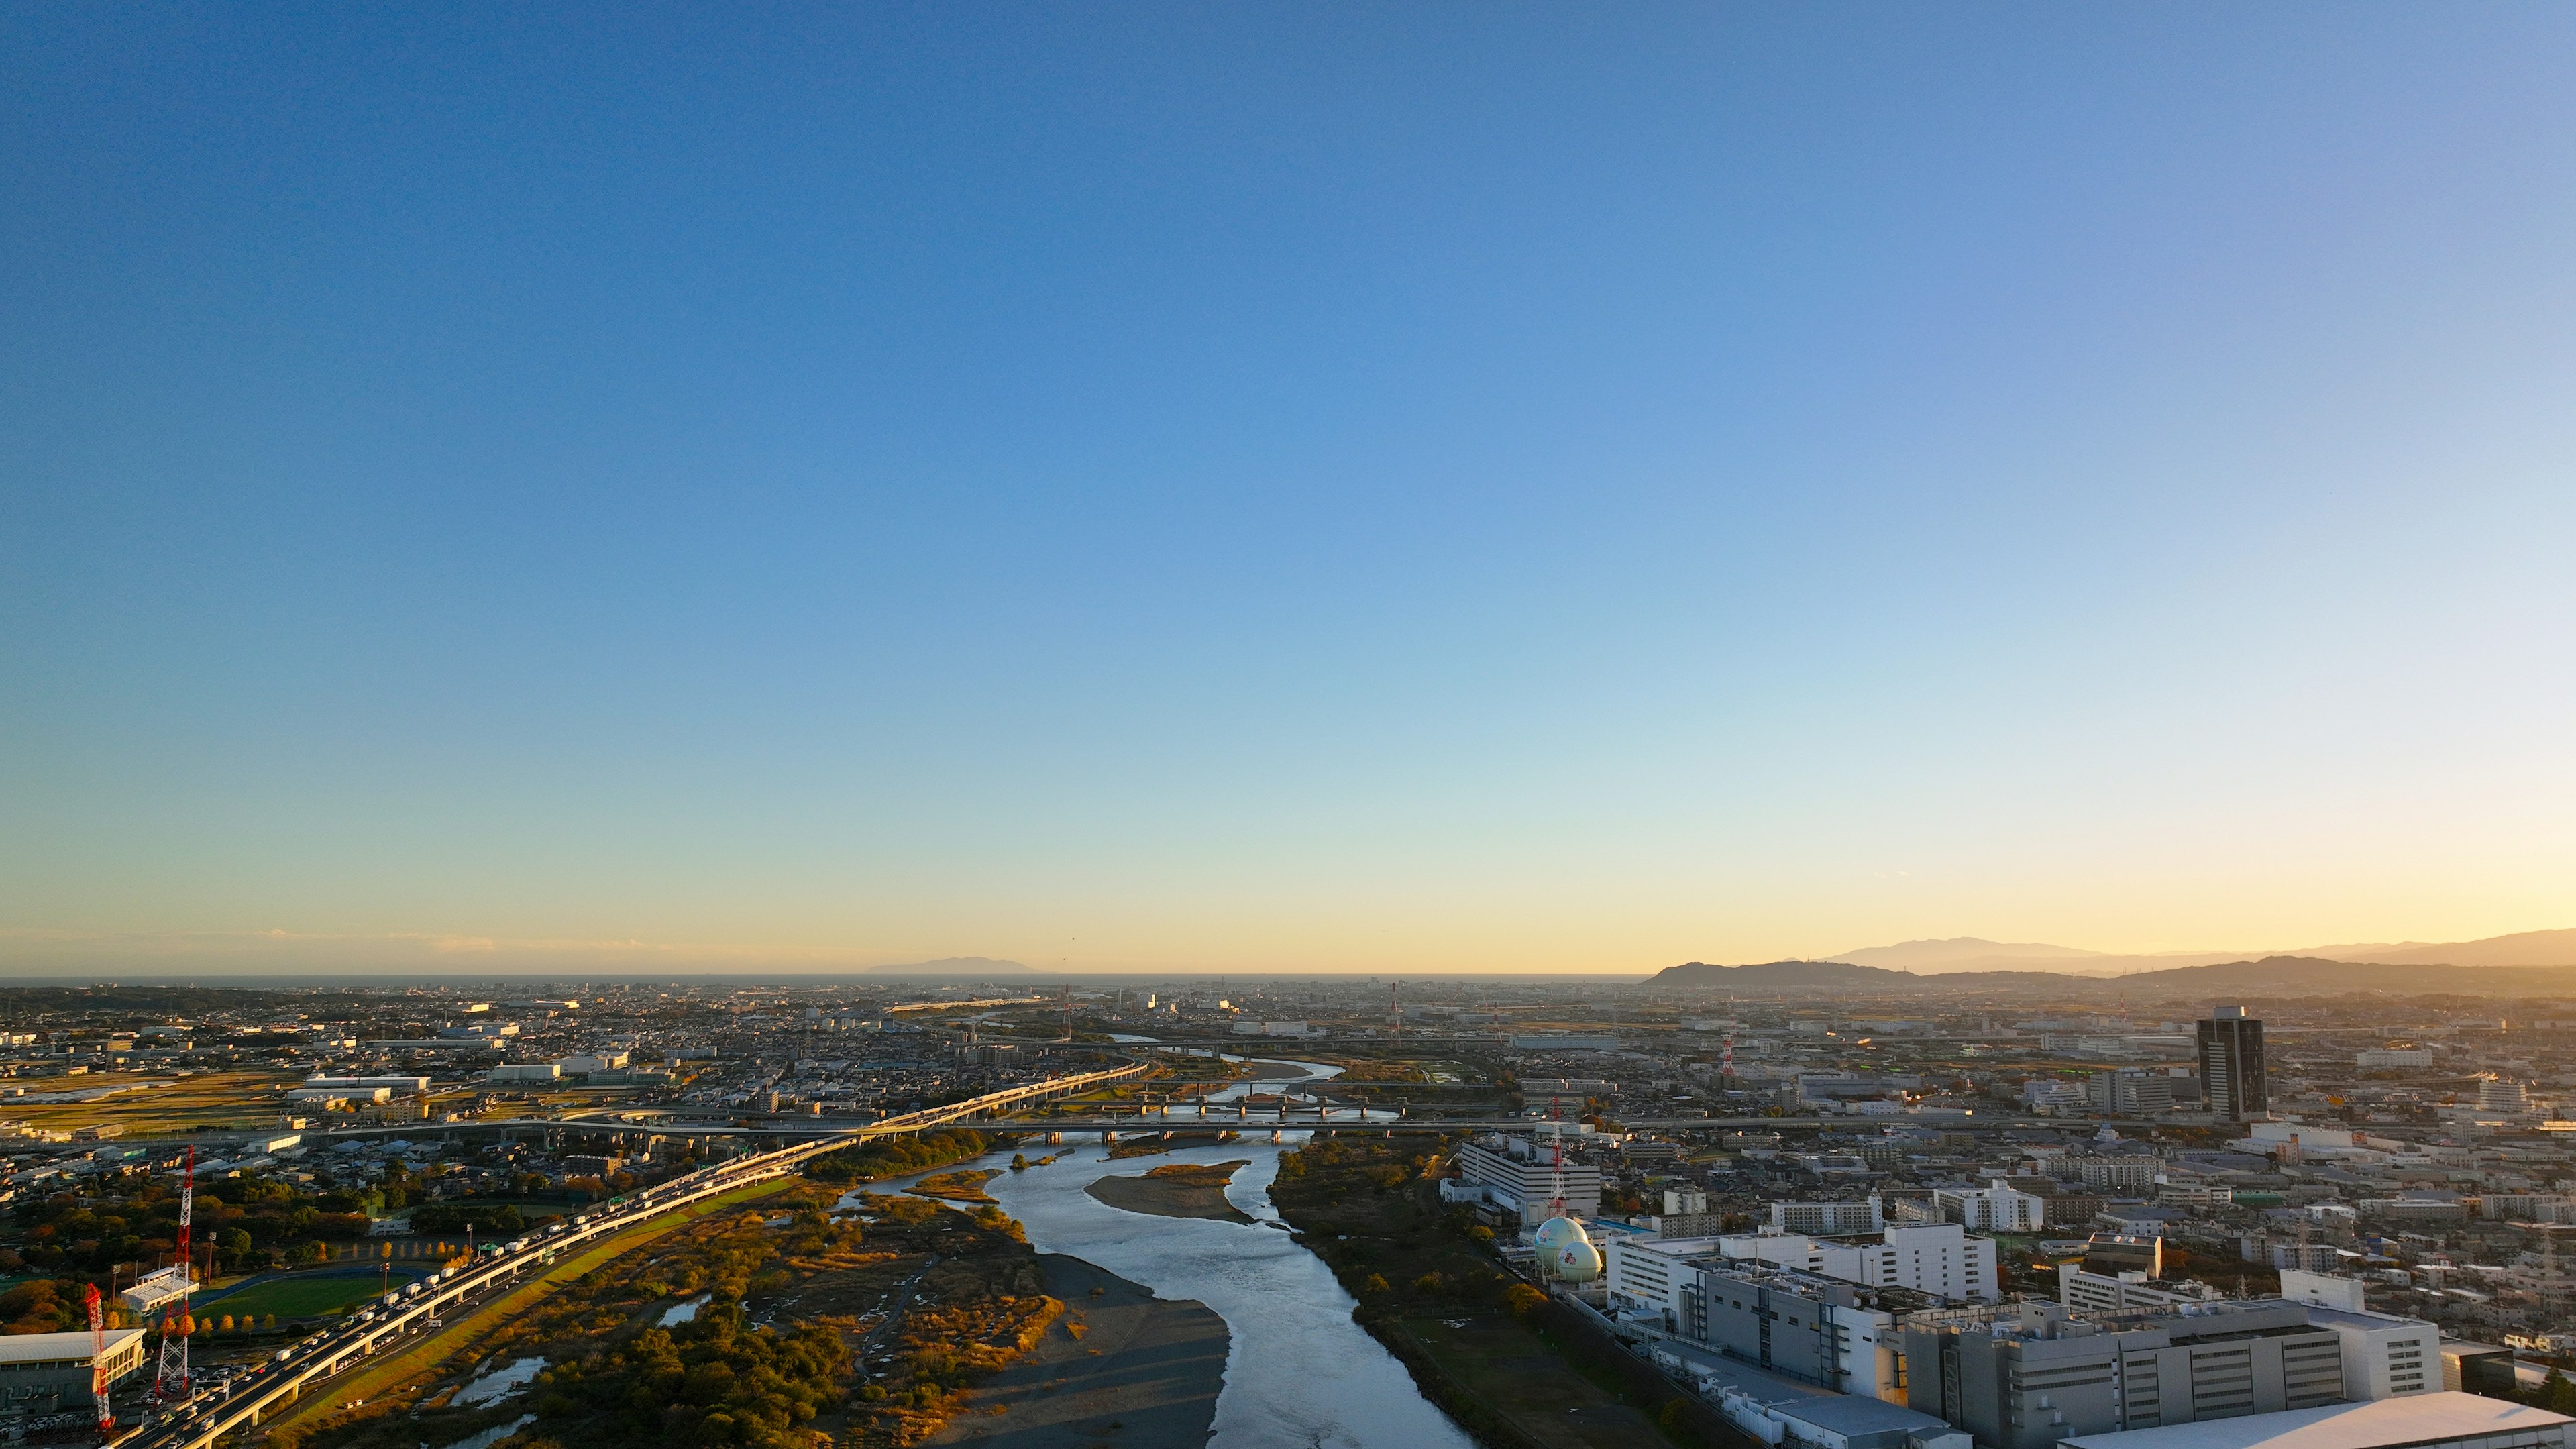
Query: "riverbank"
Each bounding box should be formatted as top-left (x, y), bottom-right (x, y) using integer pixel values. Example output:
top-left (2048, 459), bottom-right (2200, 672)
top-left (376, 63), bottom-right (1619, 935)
top-left (924, 1254), bottom-right (1225, 1448)
top-left (1269, 1134), bottom-right (1739, 1449)
top-left (1084, 1160), bottom-right (1254, 1223)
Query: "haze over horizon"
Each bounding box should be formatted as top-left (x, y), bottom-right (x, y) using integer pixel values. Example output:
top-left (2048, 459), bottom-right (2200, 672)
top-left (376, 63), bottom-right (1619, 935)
top-left (7, 9), bottom-right (2574, 979)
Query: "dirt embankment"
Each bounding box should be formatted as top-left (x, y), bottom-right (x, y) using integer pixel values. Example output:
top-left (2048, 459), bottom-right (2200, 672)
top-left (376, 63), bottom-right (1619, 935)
top-left (1083, 1160), bottom-right (1253, 1224)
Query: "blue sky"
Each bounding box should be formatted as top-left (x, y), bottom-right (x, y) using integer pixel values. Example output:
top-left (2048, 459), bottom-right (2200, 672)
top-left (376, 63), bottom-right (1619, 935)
top-left (5, 6), bottom-right (2573, 974)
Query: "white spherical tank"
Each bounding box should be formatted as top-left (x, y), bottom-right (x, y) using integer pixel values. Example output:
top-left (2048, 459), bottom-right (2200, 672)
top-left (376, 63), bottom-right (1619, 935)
top-left (1532, 1216), bottom-right (1601, 1283)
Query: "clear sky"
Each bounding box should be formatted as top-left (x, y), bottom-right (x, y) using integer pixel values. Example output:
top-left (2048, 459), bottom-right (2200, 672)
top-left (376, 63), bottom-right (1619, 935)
top-left (5, 6), bottom-right (2573, 977)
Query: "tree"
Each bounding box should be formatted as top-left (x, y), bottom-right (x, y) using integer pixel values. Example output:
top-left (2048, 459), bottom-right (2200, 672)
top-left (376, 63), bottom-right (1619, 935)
top-left (2544, 1370), bottom-right (2576, 1416)
top-left (1503, 1283), bottom-right (1548, 1318)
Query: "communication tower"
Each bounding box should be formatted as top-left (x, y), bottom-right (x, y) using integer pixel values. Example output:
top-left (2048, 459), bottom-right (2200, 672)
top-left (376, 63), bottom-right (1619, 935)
top-left (154, 1146), bottom-right (196, 1403)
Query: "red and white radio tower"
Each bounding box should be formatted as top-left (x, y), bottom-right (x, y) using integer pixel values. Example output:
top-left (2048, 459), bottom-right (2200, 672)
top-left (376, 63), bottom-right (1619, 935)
top-left (83, 1283), bottom-right (112, 1436)
top-left (154, 1146), bottom-right (195, 1405)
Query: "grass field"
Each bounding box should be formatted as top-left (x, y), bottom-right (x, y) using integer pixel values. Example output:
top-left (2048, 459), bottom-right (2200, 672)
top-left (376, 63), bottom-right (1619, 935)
top-left (262, 1177), bottom-right (795, 1442)
top-left (195, 1267), bottom-right (434, 1323)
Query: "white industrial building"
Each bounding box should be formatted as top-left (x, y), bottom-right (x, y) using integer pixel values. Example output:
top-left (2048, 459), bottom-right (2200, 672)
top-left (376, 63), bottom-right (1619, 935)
top-left (1701, 1225), bottom-right (1999, 1303)
top-left (1602, 1237), bottom-right (1915, 1396)
top-left (2056, 1393), bottom-right (2569, 1449)
top-left (303, 1075), bottom-right (432, 1095)
top-left (0, 1330), bottom-right (147, 1407)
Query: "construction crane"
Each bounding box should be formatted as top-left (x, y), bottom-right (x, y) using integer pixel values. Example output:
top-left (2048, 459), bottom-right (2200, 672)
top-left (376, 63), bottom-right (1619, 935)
top-left (83, 1283), bottom-right (111, 1436)
top-left (154, 1145), bottom-right (194, 1405)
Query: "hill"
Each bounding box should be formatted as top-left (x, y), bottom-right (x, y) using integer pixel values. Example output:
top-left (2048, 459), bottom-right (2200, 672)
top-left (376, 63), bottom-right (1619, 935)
top-left (1644, 955), bottom-right (2576, 998)
top-left (1823, 928), bottom-right (2576, 977)
top-left (2282, 928), bottom-right (2576, 968)
top-left (1830, 938), bottom-right (2247, 976)
top-left (866, 957), bottom-right (1038, 975)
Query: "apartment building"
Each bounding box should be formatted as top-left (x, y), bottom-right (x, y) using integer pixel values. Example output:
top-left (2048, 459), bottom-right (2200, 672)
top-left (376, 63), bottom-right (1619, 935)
top-left (1447, 1134), bottom-right (1603, 1224)
top-left (1775, 1196), bottom-right (1888, 1234)
top-left (1936, 1179), bottom-right (2046, 1232)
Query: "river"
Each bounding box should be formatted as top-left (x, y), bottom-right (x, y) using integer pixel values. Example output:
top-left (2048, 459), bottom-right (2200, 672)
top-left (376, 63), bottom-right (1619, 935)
top-left (890, 1053), bottom-right (1477, 1449)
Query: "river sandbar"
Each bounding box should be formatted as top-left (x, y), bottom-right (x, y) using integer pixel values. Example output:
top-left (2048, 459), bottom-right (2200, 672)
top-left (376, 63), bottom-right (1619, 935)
top-left (927, 1253), bottom-right (1225, 1448)
top-left (1084, 1160), bottom-right (1254, 1224)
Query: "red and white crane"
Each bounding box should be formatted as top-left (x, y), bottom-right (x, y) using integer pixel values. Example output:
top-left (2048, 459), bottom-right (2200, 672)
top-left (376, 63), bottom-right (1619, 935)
top-left (82, 1283), bottom-right (112, 1436)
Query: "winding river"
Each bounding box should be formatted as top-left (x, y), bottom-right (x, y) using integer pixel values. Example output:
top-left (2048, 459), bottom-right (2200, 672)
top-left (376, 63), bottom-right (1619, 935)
top-left (889, 1054), bottom-right (1477, 1449)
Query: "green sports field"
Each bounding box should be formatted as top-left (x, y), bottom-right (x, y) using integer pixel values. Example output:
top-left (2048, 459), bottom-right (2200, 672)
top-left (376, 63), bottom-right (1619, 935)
top-left (194, 1267), bottom-right (431, 1322)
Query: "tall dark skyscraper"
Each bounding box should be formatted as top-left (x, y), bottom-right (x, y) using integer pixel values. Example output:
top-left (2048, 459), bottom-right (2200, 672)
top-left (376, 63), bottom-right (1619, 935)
top-left (2198, 1004), bottom-right (2267, 1120)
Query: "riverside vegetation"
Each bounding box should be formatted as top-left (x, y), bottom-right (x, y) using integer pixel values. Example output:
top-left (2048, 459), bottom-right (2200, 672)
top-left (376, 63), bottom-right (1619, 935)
top-left (282, 1142), bottom-right (1065, 1449)
top-left (1271, 1134), bottom-right (1739, 1449)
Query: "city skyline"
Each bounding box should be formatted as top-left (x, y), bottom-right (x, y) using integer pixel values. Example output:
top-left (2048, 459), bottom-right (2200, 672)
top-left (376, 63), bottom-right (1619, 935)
top-left (7, 9), bottom-right (2574, 978)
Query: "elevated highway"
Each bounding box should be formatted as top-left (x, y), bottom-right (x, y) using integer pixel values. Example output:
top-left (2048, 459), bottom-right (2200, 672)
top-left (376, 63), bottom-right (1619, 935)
top-left (117, 1061), bottom-right (1147, 1449)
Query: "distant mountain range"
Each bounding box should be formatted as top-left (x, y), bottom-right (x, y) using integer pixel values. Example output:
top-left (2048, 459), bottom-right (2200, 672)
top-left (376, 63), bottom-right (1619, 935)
top-left (1648, 950), bottom-right (2576, 997)
top-left (1823, 928), bottom-right (2576, 977)
top-left (865, 957), bottom-right (1038, 975)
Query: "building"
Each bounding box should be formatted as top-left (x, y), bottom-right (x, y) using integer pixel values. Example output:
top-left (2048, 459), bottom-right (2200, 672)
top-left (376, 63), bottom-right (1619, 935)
top-left (287, 1085), bottom-right (391, 1104)
top-left (2027, 1080), bottom-right (2093, 1111)
top-left (2080, 1157), bottom-right (2162, 1193)
top-left (2059, 1263), bottom-right (2223, 1315)
top-left (1776, 1197), bottom-right (1888, 1234)
top-left (303, 1075), bottom-right (433, 1095)
top-left (2480, 1193), bottom-right (2576, 1223)
top-left (556, 1053), bottom-right (630, 1074)
top-left (1902, 1301), bottom-right (2345, 1449)
top-left (1446, 1134), bottom-right (1603, 1224)
top-left (1935, 1180), bottom-right (2045, 1232)
top-left (1601, 1238), bottom-right (1905, 1397)
top-left (118, 1265), bottom-right (193, 1316)
top-left (2477, 1077), bottom-right (2528, 1114)
top-left (1812, 1225), bottom-right (2001, 1304)
top-left (1650, 1339), bottom-right (1969, 1449)
top-left (2438, 1344), bottom-right (2518, 1397)
top-left (2055, 1393), bottom-right (2569, 1449)
top-left (487, 1063), bottom-right (561, 1083)
top-left (1684, 1263), bottom-right (1905, 1397)
top-left (2199, 1007), bottom-right (2267, 1121)
top-left (2090, 1071), bottom-right (2179, 1116)
top-left (2297, 1305), bottom-right (2438, 1401)
top-left (2277, 1271), bottom-right (2367, 1314)
top-left (2355, 1048), bottom-right (2434, 1069)
top-left (0, 1329), bottom-right (148, 1407)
